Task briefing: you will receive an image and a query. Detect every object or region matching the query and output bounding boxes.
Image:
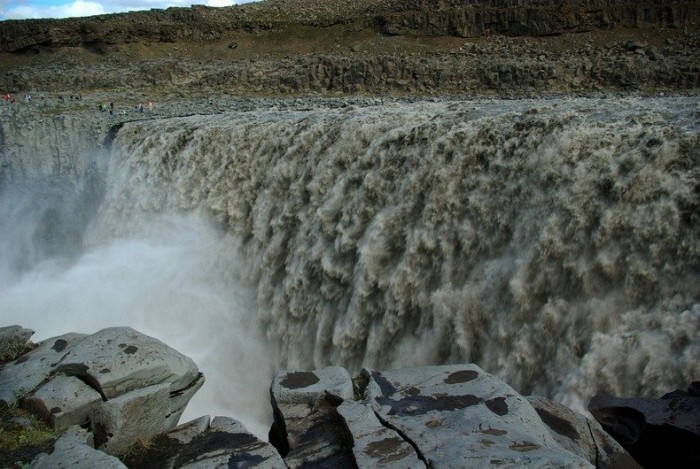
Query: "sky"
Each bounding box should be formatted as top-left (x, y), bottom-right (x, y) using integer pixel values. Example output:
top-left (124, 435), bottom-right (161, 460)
top-left (0, 0), bottom-right (257, 21)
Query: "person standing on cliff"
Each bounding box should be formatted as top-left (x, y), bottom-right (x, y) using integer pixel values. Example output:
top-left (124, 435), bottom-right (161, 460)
top-left (109, 102), bottom-right (114, 117)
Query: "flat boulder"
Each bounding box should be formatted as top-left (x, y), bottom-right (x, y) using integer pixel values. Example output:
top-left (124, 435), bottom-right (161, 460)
top-left (364, 364), bottom-right (593, 468)
top-left (337, 399), bottom-right (426, 468)
top-left (55, 327), bottom-right (199, 399)
top-left (23, 375), bottom-right (103, 432)
top-left (0, 332), bottom-right (87, 406)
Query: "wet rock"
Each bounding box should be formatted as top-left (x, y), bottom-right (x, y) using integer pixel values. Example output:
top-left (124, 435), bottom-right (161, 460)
top-left (337, 399), bottom-right (425, 468)
top-left (30, 425), bottom-right (127, 469)
top-left (589, 382), bottom-right (700, 468)
top-left (23, 375), bottom-right (103, 432)
top-left (91, 383), bottom-right (171, 455)
top-left (0, 332), bottom-right (87, 406)
top-left (269, 366), bottom-right (355, 468)
top-left (56, 327), bottom-right (199, 399)
top-left (176, 417), bottom-right (285, 468)
top-left (166, 372), bottom-right (205, 428)
top-left (123, 415), bottom-right (284, 468)
top-left (364, 364), bottom-right (593, 467)
top-left (527, 396), bottom-right (640, 469)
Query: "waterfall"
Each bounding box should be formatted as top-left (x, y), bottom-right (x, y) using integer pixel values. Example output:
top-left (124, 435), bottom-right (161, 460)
top-left (1, 96), bottom-right (698, 433)
top-left (98, 97), bottom-right (699, 412)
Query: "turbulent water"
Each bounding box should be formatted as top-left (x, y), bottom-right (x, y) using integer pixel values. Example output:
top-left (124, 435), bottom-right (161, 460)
top-left (2, 96), bottom-right (699, 431)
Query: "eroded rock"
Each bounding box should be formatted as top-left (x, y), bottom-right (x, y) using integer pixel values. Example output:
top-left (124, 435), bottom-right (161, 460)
top-left (23, 375), bottom-right (103, 433)
top-left (337, 399), bottom-right (425, 468)
top-left (91, 383), bottom-right (171, 455)
top-left (269, 366), bottom-right (355, 468)
top-left (527, 396), bottom-right (640, 469)
top-left (0, 333), bottom-right (87, 406)
top-left (364, 364), bottom-right (593, 467)
top-left (56, 327), bottom-right (199, 399)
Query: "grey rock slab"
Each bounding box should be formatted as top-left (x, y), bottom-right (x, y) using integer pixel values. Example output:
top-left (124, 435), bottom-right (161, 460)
top-left (364, 364), bottom-right (592, 468)
top-left (338, 399), bottom-right (426, 468)
top-left (56, 326), bottom-right (199, 399)
top-left (23, 375), bottom-right (103, 432)
top-left (167, 415), bottom-right (211, 445)
top-left (527, 396), bottom-right (640, 469)
top-left (271, 366), bottom-right (354, 406)
top-left (178, 416), bottom-right (286, 468)
top-left (166, 371), bottom-right (205, 428)
top-left (91, 382), bottom-right (171, 455)
top-left (0, 332), bottom-right (87, 405)
top-left (30, 425), bottom-right (127, 469)
top-left (270, 366), bottom-right (355, 468)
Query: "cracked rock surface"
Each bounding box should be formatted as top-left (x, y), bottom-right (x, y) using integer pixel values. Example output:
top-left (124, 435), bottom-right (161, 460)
top-left (2, 326), bottom-right (647, 467)
top-left (0, 326), bottom-right (202, 459)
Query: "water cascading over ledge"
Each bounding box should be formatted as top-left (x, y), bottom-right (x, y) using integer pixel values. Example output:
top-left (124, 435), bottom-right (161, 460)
top-left (99, 97), bottom-right (699, 414)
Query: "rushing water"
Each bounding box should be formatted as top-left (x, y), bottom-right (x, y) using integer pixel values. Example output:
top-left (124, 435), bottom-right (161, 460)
top-left (1, 96), bottom-right (699, 434)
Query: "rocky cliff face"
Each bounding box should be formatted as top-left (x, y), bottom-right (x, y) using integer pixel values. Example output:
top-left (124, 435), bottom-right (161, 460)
top-left (1, 0), bottom-right (699, 97)
top-left (1, 0), bottom-right (697, 53)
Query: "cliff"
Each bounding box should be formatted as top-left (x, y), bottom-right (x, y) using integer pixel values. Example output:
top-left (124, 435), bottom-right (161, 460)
top-left (1, 0), bottom-right (698, 53)
top-left (1, 1), bottom-right (699, 97)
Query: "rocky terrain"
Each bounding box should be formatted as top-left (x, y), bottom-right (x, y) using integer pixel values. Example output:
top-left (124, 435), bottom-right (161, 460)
top-left (2, 325), bottom-right (698, 468)
top-left (1, 0), bottom-right (699, 100)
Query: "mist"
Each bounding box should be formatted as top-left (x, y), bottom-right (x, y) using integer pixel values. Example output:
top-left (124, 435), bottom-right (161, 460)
top-left (0, 185), bottom-right (276, 438)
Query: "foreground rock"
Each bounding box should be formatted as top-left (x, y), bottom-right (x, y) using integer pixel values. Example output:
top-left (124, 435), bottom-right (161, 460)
top-left (121, 416), bottom-right (285, 468)
top-left (0, 327), bottom-right (202, 457)
top-left (30, 426), bottom-right (127, 469)
top-left (0, 325), bottom-right (649, 468)
top-left (589, 383), bottom-right (700, 468)
top-left (269, 364), bottom-right (638, 468)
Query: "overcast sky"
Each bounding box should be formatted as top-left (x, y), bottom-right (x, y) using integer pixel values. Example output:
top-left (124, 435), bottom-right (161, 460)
top-left (0, 0), bottom-right (257, 21)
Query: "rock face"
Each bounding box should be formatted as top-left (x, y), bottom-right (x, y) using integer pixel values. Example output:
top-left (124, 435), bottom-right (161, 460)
top-left (0, 0), bottom-right (697, 53)
top-left (268, 364), bottom-right (637, 468)
top-left (122, 416), bottom-right (285, 469)
top-left (589, 383), bottom-right (700, 468)
top-left (0, 327), bottom-right (202, 457)
top-left (0, 325), bottom-right (662, 468)
top-left (30, 426), bottom-right (127, 469)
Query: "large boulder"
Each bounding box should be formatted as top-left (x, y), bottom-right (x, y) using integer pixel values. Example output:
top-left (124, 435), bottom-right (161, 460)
top-left (0, 326), bottom-right (204, 459)
top-left (0, 332), bottom-right (87, 406)
top-left (526, 396), bottom-right (639, 469)
top-left (23, 376), bottom-right (103, 433)
top-left (269, 366), bottom-right (355, 468)
top-left (91, 383), bottom-right (172, 455)
top-left (55, 327), bottom-right (199, 399)
top-left (589, 382), bottom-right (700, 468)
top-left (363, 364), bottom-right (594, 467)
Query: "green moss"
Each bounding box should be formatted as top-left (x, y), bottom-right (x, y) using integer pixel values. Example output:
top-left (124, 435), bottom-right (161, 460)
top-left (0, 341), bottom-right (34, 364)
top-left (0, 405), bottom-right (55, 467)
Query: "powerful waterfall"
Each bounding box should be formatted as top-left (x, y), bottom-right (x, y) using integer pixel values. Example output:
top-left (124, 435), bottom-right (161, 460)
top-left (1, 97), bottom-right (698, 437)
